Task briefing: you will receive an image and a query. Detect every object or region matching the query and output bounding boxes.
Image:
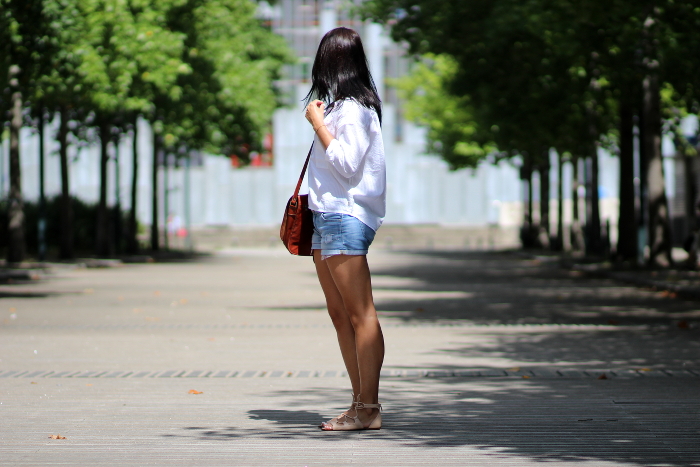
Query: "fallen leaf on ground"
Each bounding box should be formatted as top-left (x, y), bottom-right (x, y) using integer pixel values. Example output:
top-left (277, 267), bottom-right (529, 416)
top-left (86, 384), bottom-right (93, 387)
top-left (522, 375), bottom-right (531, 379)
top-left (179, 298), bottom-right (188, 305)
top-left (678, 320), bottom-right (689, 329)
top-left (598, 373), bottom-right (608, 380)
top-left (414, 307), bottom-right (425, 312)
top-left (638, 368), bottom-right (652, 372)
top-left (188, 389), bottom-right (203, 394)
top-left (508, 367), bottom-right (521, 372)
top-left (49, 434), bottom-right (66, 439)
top-left (207, 337), bottom-right (216, 341)
top-left (153, 291), bottom-right (161, 296)
top-left (31, 382), bottom-right (37, 384)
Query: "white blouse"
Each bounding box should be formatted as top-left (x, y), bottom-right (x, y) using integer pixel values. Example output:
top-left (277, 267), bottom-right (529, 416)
top-left (308, 98), bottom-right (386, 232)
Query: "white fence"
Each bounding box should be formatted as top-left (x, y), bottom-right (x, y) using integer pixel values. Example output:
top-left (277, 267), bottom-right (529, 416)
top-left (2, 104), bottom-right (645, 235)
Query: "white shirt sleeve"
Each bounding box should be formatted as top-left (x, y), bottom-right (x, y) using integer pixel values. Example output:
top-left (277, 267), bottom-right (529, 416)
top-left (307, 98), bottom-right (386, 231)
top-left (325, 111), bottom-right (371, 178)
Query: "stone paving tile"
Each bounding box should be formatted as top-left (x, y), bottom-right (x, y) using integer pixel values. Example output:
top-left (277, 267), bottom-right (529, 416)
top-left (1, 378), bottom-right (698, 466)
top-left (1, 249), bottom-right (699, 466)
top-left (3, 367), bottom-right (698, 379)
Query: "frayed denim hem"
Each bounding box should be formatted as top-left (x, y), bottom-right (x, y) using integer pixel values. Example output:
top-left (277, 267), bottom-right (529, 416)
top-left (316, 249), bottom-right (368, 261)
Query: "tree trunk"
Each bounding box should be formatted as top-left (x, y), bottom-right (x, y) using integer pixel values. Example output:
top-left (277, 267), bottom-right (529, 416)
top-left (683, 155), bottom-right (697, 235)
top-left (112, 134), bottom-right (122, 255)
top-left (520, 161), bottom-right (536, 248)
top-left (642, 74), bottom-right (673, 266)
top-left (150, 131), bottom-right (160, 251)
top-left (127, 116), bottom-right (139, 254)
top-left (96, 120), bottom-right (111, 256)
top-left (683, 153), bottom-right (698, 268)
top-left (38, 105), bottom-right (47, 261)
top-left (538, 154), bottom-right (551, 249)
top-left (526, 165), bottom-right (533, 229)
top-left (58, 105), bottom-right (74, 259)
top-left (556, 152), bottom-right (564, 251)
top-left (163, 157), bottom-right (169, 251)
top-left (638, 100), bottom-right (648, 262)
top-left (617, 100), bottom-right (637, 261)
top-left (585, 145), bottom-right (602, 256)
top-left (571, 156), bottom-right (584, 252)
top-left (7, 65), bottom-right (24, 264)
top-left (519, 161), bottom-right (535, 248)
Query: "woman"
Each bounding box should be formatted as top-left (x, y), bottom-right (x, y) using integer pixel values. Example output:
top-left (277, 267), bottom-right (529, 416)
top-left (304, 27), bottom-right (385, 431)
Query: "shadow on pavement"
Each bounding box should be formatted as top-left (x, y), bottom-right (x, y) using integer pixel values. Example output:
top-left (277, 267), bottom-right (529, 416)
top-left (169, 380), bottom-right (699, 465)
top-left (423, 327), bottom-right (700, 370)
top-left (0, 290), bottom-right (60, 298)
top-left (367, 250), bottom-right (700, 326)
top-left (165, 250), bottom-right (699, 464)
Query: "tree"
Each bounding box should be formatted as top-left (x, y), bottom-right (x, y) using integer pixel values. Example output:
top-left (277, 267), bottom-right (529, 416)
top-left (0, 0), bottom-right (58, 263)
top-left (29, 0), bottom-right (90, 260)
top-left (145, 0), bottom-right (291, 250)
top-left (73, 0), bottom-right (190, 256)
top-left (366, 0), bottom-right (700, 262)
top-left (1, 0), bottom-right (290, 259)
top-left (391, 54), bottom-right (493, 170)
top-left (366, 0), bottom-right (613, 250)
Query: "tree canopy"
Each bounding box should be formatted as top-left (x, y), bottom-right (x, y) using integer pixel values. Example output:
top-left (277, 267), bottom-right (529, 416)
top-left (366, 0), bottom-right (700, 263)
top-left (1, 0), bottom-right (293, 260)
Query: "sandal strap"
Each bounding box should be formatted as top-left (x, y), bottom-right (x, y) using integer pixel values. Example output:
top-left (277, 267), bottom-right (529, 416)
top-left (355, 401), bottom-right (382, 410)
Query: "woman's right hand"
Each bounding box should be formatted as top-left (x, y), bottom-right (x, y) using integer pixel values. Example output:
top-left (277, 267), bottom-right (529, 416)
top-left (305, 100), bottom-right (326, 130)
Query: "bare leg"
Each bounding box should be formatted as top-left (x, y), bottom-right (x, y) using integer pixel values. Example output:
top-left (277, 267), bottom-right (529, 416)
top-left (320, 253), bottom-right (384, 427)
top-left (314, 250), bottom-right (361, 400)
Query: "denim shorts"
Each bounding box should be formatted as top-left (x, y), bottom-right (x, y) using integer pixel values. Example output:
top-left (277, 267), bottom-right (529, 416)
top-left (311, 211), bottom-right (376, 260)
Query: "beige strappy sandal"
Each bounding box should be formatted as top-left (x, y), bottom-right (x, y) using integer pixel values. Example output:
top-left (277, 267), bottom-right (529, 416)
top-left (319, 393), bottom-right (357, 429)
top-left (320, 395), bottom-right (382, 431)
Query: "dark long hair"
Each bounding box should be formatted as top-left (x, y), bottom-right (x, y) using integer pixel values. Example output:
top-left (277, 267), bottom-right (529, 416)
top-left (304, 27), bottom-right (382, 124)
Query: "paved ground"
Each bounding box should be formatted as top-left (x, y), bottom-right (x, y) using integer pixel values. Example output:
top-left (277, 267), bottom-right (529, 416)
top-left (1, 248), bottom-right (699, 466)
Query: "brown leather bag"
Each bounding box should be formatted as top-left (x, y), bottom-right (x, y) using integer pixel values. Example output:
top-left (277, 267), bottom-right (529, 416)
top-left (280, 145), bottom-right (314, 256)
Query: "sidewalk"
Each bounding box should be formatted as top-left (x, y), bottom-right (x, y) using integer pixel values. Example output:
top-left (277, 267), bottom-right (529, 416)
top-left (1, 248), bottom-right (698, 466)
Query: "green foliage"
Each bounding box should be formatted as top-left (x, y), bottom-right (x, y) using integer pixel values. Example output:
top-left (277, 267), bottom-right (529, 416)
top-left (393, 54), bottom-right (492, 169)
top-left (0, 0), bottom-right (57, 112)
top-left (365, 0), bottom-right (700, 163)
top-left (74, 0), bottom-right (190, 115)
top-left (662, 82), bottom-right (698, 158)
top-left (1, 0), bottom-right (293, 257)
top-left (1, 0), bottom-right (291, 153)
top-left (160, 0), bottom-right (293, 156)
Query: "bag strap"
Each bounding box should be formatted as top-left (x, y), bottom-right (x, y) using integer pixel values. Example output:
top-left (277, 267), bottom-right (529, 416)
top-left (293, 142), bottom-right (314, 198)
